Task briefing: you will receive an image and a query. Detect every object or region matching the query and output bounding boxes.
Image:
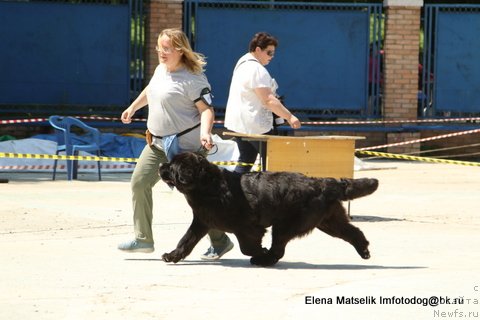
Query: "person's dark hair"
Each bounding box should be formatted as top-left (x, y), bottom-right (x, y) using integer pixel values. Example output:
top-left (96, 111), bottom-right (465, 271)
top-left (248, 32), bottom-right (278, 52)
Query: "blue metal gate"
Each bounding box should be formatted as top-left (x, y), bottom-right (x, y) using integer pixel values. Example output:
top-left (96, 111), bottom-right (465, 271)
top-left (0, 0), bottom-right (144, 115)
top-left (421, 4), bottom-right (480, 118)
top-left (184, 0), bottom-right (383, 119)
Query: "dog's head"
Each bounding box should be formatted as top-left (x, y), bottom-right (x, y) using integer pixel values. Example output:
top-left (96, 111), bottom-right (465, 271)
top-left (159, 152), bottom-right (217, 193)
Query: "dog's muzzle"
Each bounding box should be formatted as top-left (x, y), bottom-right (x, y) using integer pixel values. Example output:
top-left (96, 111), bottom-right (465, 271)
top-left (159, 163), bottom-right (175, 188)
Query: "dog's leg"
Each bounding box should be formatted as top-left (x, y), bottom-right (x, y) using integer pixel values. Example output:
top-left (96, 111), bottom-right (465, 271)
top-left (317, 202), bottom-right (370, 259)
top-left (249, 223), bottom-right (297, 267)
top-left (162, 216), bottom-right (209, 263)
top-left (235, 227), bottom-right (268, 258)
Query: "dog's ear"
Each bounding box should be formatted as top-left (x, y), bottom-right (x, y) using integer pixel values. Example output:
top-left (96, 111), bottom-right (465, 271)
top-left (169, 163), bottom-right (196, 192)
top-left (192, 151), bottom-right (206, 161)
top-left (177, 167), bottom-right (194, 185)
top-left (198, 153), bottom-right (209, 164)
top-left (191, 152), bottom-right (211, 170)
top-left (196, 153), bottom-right (222, 183)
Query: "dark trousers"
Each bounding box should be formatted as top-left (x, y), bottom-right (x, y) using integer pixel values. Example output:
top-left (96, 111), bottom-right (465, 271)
top-left (233, 130), bottom-right (272, 173)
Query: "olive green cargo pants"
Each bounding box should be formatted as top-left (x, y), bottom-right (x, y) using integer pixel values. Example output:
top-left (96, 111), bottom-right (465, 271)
top-left (131, 144), bottom-right (230, 247)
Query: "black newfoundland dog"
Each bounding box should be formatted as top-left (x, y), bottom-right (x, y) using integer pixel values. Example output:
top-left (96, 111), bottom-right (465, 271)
top-left (159, 152), bottom-right (378, 267)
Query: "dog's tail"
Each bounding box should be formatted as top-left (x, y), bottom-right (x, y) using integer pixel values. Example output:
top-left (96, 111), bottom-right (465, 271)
top-left (322, 178), bottom-right (379, 201)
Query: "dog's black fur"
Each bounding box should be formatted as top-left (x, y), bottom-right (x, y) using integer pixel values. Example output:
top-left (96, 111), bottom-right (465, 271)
top-left (159, 152), bottom-right (378, 267)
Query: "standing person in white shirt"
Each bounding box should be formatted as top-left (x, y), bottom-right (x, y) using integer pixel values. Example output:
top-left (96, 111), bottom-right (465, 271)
top-left (200, 32), bottom-right (301, 260)
top-left (225, 31), bottom-right (301, 173)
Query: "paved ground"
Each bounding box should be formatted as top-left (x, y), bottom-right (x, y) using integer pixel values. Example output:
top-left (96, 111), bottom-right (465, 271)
top-left (0, 160), bottom-right (479, 320)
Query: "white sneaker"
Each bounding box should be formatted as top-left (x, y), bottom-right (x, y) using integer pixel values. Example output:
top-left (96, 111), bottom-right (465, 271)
top-left (200, 240), bottom-right (234, 260)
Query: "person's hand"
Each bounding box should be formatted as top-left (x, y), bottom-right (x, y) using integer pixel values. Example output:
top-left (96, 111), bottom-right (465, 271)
top-left (200, 133), bottom-right (214, 150)
top-left (287, 115), bottom-right (301, 129)
top-left (121, 107), bottom-right (135, 124)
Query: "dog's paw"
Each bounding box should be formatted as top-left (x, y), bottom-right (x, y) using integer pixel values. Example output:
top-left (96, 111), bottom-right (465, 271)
top-left (250, 254), bottom-right (279, 267)
top-left (161, 253), bottom-right (173, 262)
top-left (357, 248), bottom-right (370, 259)
top-left (162, 252), bottom-right (181, 263)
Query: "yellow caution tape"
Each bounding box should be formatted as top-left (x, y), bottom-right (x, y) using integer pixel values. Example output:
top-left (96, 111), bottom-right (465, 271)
top-left (212, 160), bottom-right (260, 170)
top-left (0, 152), bottom-right (256, 168)
top-left (356, 150), bottom-right (480, 167)
top-left (2, 151), bottom-right (477, 168)
top-left (0, 152), bottom-right (137, 163)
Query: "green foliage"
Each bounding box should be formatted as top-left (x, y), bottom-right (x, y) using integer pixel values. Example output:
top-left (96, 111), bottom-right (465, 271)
top-left (369, 13), bottom-right (384, 45)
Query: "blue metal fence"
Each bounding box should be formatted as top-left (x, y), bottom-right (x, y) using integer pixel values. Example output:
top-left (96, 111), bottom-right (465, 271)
top-left (421, 4), bottom-right (480, 118)
top-left (184, 0), bottom-right (383, 119)
top-left (0, 0), bottom-right (144, 116)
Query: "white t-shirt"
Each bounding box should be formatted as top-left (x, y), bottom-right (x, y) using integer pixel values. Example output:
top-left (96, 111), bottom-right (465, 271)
top-left (146, 64), bottom-right (211, 151)
top-left (224, 53), bottom-right (276, 134)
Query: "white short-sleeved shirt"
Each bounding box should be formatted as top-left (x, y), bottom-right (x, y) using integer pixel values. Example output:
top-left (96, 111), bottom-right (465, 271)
top-left (146, 64), bottom-right (211, 151)
top-left (224, 53), bottom-right (276, 134)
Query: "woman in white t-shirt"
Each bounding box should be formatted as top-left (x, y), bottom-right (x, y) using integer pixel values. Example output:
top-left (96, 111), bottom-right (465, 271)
top-left (199, 33), bottom-right (302, 260)
top-left (224, 32), bottom-right (301, 173)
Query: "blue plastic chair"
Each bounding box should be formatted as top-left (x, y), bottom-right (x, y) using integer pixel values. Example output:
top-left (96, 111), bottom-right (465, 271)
top-left (48, 116), bottom-right (102, 181)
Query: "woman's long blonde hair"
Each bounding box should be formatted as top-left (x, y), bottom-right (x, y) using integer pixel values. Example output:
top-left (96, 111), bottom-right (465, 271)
top-left (159, 28), bottom-right (206, 74)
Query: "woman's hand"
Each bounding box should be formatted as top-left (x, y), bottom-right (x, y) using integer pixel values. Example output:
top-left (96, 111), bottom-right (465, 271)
top-left (287, 115), bottom-right (301, 129)
top-left (121, 86), bottom-right (148, 124)
top-left (121, 106), bottom-right (135, 124)
top-left (200, 133), bottom-right (214, 150)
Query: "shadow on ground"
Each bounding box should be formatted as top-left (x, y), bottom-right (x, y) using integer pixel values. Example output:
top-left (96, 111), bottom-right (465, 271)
top-left (351, 215), bottom-right (405, 223)
top-left (125, 258), bottom-right (425, 271)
